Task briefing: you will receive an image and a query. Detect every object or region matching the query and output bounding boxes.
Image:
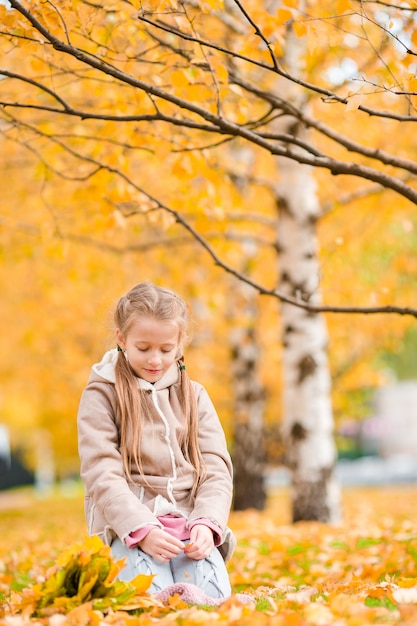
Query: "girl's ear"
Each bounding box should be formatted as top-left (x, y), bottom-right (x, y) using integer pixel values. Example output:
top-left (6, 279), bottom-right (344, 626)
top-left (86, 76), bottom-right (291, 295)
top-left (115, 329), bottom-right (125, 349)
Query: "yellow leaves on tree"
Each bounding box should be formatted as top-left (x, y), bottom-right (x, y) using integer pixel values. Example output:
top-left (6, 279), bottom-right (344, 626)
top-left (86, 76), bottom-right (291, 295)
top-left (2, 0), bottom-right (417, 478)
top-left (140, 0), bottom-right (224, 12)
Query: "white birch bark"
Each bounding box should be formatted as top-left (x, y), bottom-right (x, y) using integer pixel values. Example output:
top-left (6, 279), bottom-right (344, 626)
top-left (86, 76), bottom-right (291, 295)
top-left (273, 14), bottom-right (341, 522)
top-left (208, 0), bottom-right (341, 519)
top-left (275, 165), bottom-right (341, 522)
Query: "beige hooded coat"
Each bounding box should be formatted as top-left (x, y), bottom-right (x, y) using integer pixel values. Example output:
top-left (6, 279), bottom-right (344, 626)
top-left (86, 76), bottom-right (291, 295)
top-left (77, 350), bottom-right (236, 561)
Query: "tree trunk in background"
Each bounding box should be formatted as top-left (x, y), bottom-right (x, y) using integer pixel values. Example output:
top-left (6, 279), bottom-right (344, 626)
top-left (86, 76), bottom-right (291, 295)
top-left (275, 185), bottom-right (341, 522)
top-left (230, 281), bottom-right (267, 511)
top-left (273, 6), bottom-right (341, 522)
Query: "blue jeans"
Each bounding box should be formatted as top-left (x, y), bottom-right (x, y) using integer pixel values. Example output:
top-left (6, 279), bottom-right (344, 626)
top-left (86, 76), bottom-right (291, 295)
top-left (111, 538), bottom-right (232, 598)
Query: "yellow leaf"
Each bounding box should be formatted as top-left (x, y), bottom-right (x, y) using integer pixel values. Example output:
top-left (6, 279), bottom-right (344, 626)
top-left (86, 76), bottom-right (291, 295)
top-left (170, 69), bottom-right (190, 88)
top-left (29, 57), bottom-right (47, 73)
top-left (276, 8), bottom-right (293, 24)
top-left (186, 84), bottom-right (213, 104)
top-left (201, 0), bottom-right (224, 11)
top-left (139, 0), bottom-right (165, 10)
top-left (61, 10), bottom-right (78, 33)
top-left (407, 76), bottom-right (417, 94)
top-left (130, 573), bottom-right (155, 594)
top-left (292, 20), bottom-right (307, 38)
top-left (77, 4), bottom-right (95, 34)
top-left (211, 58), bottom-right (228, 83)
top-left (0, 6), bottom-right (9, 24)
top-left (398, 578), bottom-right (417, 588)
top-left (336, 0), bottom-right (354, 11)
top-left (40, 7), bottom-right (61, 31)
top-left (272, 40), bottom-right (284, 57)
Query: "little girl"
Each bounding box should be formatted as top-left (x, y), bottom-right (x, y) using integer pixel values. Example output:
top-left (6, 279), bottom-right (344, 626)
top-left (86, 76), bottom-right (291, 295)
top-left (77, 282), bottom-right (235, 598)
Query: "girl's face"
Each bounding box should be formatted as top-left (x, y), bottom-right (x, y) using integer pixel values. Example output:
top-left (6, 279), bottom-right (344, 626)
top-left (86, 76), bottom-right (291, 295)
top-left (116, 316), bottom-right (181, 383)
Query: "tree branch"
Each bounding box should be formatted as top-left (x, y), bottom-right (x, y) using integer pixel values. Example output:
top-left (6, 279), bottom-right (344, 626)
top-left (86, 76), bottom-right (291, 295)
top-left (144, 195), bottom-right (417, 319)
top-left (4, 110), bottom-right (417, 318)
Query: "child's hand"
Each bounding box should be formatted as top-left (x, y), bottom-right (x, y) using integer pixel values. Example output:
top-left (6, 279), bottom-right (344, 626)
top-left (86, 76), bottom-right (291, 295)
top-left (139, 527), bottom-right (185, 562)
top-left (184, 524), bottom-right (215, 560)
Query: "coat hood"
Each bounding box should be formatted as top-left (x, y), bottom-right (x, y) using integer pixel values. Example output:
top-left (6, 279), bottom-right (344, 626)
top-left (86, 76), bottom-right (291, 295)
top-left (90, 348), bottom-right (180, 390)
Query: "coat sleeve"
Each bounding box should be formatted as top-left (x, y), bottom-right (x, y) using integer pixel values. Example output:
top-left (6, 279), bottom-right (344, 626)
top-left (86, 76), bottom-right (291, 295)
top-left (77, 381), bottom-right (162, 542)
top-left (188, 384), bottom-right (234, 530)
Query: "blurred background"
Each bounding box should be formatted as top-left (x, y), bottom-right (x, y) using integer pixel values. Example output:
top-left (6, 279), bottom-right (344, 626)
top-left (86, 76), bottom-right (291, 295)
top-left (1, 193), bottom-right (417, 496)
top-left (1, 0), bottom-right (417, 511)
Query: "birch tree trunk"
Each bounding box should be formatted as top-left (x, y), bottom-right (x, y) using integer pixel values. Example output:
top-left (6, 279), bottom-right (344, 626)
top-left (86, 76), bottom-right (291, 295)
top-left (273, 11), bottom-right (341, 522)
top-left (230, 279), bottom-right (267, 510)
top-left (275, 175), bottom-right (341, 522)
top-left (221, 0), bottom-right (341, 520)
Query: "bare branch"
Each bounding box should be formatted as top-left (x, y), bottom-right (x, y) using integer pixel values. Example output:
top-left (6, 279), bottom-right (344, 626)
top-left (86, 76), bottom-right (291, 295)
top-left (45, 0), bottom-right (72, 45)
top-left (136, 12), bottom-right (347, 105)
top-left (136, 3), bottom-right (417, 125)
top-left (3, 60), bottom-right (417, 205)
top-left (0, 70), bottom-right (72, 111)
top-left (228, 72), bottom-right (417, 175)
top-left (142, 193), bottom-right (417, 319)
top-left (230, 0), bottom-right (280, 72)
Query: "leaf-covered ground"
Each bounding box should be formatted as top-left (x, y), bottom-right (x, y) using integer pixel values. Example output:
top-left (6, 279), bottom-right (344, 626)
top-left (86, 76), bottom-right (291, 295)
top-left (1, 484), bottom-right (417, 625)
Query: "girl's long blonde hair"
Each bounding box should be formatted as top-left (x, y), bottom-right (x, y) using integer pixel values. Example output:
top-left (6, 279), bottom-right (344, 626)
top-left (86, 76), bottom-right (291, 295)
top-left (113, 282), bottom-right (205, 496)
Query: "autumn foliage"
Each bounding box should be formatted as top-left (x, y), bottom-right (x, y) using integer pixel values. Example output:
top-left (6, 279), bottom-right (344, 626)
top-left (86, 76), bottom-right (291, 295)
top-left (1, 485), bottom-right (417, 625)
top-left (1, 0), bottom-right (417, 491)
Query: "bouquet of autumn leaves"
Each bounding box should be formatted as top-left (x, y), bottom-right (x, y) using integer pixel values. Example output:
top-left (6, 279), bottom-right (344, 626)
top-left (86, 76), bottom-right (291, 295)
top-left (3, 535), bottom-right (160, 618)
